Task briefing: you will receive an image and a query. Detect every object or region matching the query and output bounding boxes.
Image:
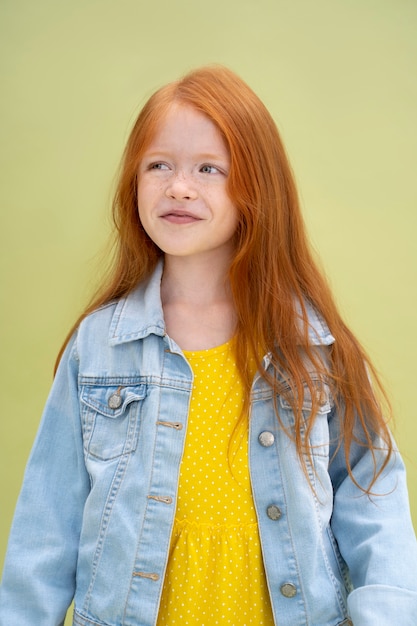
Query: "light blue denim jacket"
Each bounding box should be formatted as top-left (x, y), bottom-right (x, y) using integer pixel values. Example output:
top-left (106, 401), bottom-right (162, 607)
top-left (1, 262), bottom-right (417, 626)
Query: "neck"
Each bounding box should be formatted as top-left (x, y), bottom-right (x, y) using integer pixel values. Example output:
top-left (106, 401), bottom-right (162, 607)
top-left (160, 253), bottom-right (237, 351)
top-left (161, 253), bottom-right (233, 307)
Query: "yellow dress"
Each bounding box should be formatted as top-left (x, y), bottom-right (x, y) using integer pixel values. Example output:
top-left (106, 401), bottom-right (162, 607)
top-left (156, 340), bottom-right (275, 625)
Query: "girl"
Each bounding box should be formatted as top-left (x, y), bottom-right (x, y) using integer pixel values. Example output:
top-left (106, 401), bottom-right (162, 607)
top-left (1, 66), bottom-right (416, 626)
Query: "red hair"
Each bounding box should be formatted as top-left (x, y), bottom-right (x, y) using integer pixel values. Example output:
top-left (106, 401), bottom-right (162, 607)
top-left (56, 65), bottom-right (392, 490)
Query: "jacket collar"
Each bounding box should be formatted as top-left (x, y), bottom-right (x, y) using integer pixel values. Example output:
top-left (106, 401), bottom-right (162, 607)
top-left (107, 260), bottom-right (335, 347)
top-left (297, 301), bottom-right (335, 346)
top-left (108, 261), bottom-right (166, 346)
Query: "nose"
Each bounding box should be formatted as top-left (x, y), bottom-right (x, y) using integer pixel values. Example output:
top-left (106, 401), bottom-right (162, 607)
top-left (165, 171), bottom-right (198, 201)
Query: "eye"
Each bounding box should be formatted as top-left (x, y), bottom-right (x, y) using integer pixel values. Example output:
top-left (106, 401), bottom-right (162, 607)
top-left (200, 164), bottom-right (220, 174)
top-left (149, 162), bottom-right (170, 171)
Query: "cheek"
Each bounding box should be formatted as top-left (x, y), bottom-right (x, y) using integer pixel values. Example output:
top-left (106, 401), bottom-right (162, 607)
top-left (136, 180), bottom-right (147, 207)
top-left (224, 199), bottom-right (239, 230)
top-left (137, 179), bottom-right (165, 208)
top-left (137, 184), bottom-right (154, 222)
top-left (136, 189), bottom-right (151, 230)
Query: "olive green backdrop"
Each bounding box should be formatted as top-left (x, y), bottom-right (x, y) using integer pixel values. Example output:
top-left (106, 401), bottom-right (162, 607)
top-left (1, 2), bottom-right (416, 621)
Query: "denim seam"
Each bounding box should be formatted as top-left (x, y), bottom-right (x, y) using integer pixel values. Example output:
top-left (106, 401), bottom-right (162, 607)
top-left (82, 451), bottom-right (132, 616)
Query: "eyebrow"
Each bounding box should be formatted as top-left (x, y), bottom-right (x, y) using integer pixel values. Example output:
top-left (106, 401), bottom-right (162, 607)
top-left (142, 150), bottom-right (230, 162)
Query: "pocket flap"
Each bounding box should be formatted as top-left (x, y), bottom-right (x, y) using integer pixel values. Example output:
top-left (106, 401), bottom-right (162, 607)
top-left (80, 384), bottom-right (147, 418)
top-left (279, 381), bottom-right (332, 414)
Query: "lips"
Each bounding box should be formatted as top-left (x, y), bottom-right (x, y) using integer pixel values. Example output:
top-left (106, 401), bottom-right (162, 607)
top-left (160, 209), bottom-right (202, 224)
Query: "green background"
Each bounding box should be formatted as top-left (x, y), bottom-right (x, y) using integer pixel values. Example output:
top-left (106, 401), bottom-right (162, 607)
top-left (1, 1), bottom-right (416, 621)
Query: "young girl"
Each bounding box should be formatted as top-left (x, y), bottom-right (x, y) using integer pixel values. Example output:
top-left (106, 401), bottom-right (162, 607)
top-left (1, 66), bottom-right (416, 626)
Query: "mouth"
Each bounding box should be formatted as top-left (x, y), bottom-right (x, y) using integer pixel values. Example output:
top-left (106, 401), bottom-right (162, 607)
top-left (160, 210), bottom-right (202, 224)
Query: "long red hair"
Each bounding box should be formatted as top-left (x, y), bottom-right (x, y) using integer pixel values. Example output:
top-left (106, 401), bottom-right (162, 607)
top-left (56, 65), bottom-right (392, 490)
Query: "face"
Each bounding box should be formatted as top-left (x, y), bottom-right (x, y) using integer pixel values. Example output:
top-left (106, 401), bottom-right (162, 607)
top-left (137, 103), bottom-right (238, 265)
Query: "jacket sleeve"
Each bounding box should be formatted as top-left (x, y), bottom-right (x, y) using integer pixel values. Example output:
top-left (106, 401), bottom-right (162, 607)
top-left (0, 333), bottom-right (90, 625)
top-left (328, 407), bottom-right (417, 626)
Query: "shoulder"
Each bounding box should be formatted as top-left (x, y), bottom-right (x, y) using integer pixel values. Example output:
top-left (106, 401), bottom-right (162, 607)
top-left (78, 299), bottom-right (120, 340)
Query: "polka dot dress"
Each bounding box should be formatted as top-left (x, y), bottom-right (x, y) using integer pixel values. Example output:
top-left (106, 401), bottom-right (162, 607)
top-left (156, 340), bottom-right (275, 625)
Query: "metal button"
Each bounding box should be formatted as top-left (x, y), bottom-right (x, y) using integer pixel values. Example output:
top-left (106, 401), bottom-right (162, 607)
top-left (258, 431), bottom-right (275, 447)
top-left (108, 392), bottom-right (122, 409)
top-left (134, 571), bottom-right (160, 581)
top-left (280, 582), bottom-right (297, 598)
top-left (315, 385), bottom-right (328, 407)
top-left (266, 505), bottom-right (282, 520)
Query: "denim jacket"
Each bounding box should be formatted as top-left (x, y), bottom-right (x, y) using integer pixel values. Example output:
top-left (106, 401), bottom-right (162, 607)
top-left (1, 262), bottom-right (417, 626)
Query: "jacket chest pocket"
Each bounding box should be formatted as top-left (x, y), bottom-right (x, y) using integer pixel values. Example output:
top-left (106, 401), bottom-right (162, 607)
top-left (80, 384), bottom-right (147, 461)
top-left (278, 381), bottom-right (332, 458)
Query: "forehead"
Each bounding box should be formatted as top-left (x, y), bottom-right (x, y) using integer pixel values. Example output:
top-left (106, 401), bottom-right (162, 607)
top-left (145, 102), bottom-right (229, 156)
